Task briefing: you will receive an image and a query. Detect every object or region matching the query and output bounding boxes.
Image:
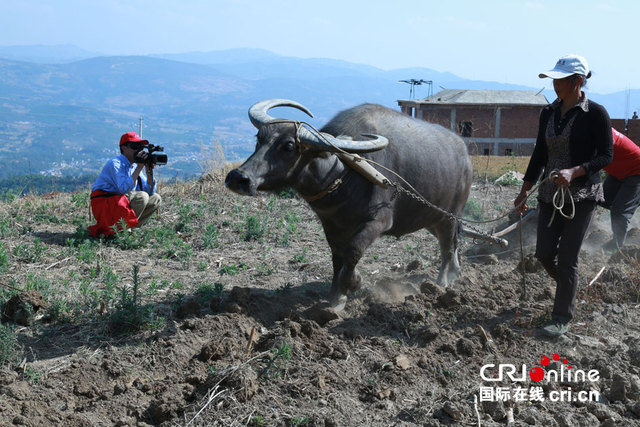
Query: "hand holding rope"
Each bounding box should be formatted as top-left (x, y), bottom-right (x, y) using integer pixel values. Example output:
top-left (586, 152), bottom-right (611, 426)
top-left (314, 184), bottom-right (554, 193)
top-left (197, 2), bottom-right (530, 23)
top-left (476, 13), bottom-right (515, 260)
top-left (548, 169), bottom-right (575, 226)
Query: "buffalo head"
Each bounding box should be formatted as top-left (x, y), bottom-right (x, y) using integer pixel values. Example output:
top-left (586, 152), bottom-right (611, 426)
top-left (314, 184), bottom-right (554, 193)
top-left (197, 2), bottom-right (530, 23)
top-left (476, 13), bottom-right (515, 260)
top-left (225, 99), bottom-right (388, 196)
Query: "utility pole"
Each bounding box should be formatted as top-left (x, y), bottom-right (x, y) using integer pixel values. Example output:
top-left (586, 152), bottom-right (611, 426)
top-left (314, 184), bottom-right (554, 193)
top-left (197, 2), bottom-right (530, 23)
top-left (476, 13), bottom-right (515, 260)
top-left (138, 117), bottom-right (143, 137)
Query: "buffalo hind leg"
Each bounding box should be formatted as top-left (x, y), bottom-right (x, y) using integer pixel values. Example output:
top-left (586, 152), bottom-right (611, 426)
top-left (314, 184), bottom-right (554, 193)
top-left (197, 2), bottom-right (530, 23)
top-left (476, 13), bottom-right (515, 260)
top-left (434, 220), bottom-right (461, 286)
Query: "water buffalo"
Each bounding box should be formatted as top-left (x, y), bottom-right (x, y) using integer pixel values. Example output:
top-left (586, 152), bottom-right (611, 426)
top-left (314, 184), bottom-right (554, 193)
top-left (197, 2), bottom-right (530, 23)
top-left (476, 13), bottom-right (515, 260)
top-left (225, 99), bottom-right (473, 308)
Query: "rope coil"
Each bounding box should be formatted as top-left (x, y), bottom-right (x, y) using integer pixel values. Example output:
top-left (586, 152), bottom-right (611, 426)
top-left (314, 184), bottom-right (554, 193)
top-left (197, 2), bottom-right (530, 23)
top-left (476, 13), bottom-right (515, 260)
top-left (548, 170), bottom-right (575, 227)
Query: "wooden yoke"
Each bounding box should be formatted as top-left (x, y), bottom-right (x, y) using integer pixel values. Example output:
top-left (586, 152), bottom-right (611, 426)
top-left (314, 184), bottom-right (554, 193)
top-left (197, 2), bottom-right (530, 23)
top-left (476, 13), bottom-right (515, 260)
top-left (337, 153), bottom-right (389, 189)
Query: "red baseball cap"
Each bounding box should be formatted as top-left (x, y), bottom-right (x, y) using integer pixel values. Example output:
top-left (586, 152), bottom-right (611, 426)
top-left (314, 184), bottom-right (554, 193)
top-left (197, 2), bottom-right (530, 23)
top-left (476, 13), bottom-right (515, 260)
top-left (119, 132), bottom-right (149, 146)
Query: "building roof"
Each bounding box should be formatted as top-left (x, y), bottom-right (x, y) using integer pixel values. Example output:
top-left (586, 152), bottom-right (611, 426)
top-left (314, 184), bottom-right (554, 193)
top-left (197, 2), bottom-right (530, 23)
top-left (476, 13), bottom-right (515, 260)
top-left (403, 89), bottom-right (549, 106)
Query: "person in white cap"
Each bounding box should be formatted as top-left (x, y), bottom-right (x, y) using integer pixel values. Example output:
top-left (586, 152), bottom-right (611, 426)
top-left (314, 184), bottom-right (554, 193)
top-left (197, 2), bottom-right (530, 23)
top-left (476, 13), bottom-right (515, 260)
top-left (514, 54), bottom-right (613, 337)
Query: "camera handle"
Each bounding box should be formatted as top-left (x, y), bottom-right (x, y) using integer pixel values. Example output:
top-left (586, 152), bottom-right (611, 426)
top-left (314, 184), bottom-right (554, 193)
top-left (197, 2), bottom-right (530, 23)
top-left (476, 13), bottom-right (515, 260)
top-left (147, 166), bottom-right (154, 192)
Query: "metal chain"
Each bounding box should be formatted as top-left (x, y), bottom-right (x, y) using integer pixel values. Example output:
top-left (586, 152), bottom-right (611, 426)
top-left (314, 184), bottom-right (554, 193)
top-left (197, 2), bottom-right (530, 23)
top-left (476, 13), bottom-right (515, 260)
top-left (384, 179), bottom-right (497, 241)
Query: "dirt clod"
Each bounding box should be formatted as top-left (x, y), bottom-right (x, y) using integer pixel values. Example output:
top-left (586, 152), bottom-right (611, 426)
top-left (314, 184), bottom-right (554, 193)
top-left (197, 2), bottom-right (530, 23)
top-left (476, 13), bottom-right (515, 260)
top-left (306, 304), bottom-right (340, 326)
top-left (176, 297), bottom-right (201, 318)
top-left (2, 291), bottom-right (47, 326)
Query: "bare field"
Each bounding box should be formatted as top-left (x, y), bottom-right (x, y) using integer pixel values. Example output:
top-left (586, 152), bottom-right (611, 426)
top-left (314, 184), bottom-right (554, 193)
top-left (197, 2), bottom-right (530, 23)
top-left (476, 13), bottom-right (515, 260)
top-left (1, 173), bottom-right (640, 426)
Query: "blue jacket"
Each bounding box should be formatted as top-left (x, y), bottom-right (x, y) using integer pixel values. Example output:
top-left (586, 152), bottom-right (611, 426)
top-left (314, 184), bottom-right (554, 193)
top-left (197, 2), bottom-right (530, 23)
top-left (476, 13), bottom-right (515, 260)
top-left (92, 154), bottom-right (156, 195)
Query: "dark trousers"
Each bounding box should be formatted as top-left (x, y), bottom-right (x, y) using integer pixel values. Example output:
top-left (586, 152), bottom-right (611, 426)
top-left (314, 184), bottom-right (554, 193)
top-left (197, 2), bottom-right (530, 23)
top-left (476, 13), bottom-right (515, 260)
top-left (603, 174), bottom-right (640, 247)
top-left (535, 200), bottom-right (596, 323)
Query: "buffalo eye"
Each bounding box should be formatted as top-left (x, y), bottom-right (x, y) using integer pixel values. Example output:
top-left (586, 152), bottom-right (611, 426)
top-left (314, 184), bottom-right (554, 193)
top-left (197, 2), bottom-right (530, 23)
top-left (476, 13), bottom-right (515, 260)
top-left (281, 139), bottom-right (296, 152)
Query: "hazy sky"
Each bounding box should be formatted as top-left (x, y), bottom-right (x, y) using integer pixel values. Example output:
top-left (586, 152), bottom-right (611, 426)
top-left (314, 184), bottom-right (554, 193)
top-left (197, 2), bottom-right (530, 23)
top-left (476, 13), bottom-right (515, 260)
top-left (1, 0), bottom-right (638, 94)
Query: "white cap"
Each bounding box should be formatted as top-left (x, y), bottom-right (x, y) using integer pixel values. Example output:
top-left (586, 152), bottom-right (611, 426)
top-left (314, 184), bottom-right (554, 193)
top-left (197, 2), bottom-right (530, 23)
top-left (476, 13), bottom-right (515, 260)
top-left (539, 54), bottom-right (591, 79)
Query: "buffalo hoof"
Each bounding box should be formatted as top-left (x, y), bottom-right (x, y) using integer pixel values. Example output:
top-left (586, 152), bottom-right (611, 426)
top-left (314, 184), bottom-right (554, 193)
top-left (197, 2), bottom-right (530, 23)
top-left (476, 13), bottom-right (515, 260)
top-left (339, 271), bottom-right (363, 294)
top-left (329, 294), bottom-right (348, 312)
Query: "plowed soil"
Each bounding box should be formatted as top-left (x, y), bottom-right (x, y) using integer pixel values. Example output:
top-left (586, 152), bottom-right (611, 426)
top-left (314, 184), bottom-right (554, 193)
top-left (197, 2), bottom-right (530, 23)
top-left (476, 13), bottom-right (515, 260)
top-left (1, 176), bottom-right (640, 426)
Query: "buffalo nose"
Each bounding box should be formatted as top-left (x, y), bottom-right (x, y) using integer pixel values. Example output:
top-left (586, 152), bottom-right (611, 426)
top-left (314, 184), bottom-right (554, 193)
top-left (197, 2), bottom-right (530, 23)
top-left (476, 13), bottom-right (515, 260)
top-left (225, 168), bottom-right (251, 189)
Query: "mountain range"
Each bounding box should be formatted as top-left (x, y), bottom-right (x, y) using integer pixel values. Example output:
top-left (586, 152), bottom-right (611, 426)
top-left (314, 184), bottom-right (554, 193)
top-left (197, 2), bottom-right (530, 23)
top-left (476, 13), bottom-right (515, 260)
top-left (0, 44), bottom-right (635, 180)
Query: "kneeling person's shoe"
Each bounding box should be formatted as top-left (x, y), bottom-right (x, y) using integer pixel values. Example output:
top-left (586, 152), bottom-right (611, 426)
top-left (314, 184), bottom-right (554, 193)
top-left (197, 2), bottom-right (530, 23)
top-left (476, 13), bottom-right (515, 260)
top-left (542, 322), bottom-right (569, 337)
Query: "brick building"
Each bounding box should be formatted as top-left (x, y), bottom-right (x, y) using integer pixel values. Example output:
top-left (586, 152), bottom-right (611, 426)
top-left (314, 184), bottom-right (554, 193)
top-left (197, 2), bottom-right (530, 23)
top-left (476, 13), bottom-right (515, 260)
top-left (398, 89), bottom-right (549, 156)
top-left (612, 118), bottom-right (640, 145)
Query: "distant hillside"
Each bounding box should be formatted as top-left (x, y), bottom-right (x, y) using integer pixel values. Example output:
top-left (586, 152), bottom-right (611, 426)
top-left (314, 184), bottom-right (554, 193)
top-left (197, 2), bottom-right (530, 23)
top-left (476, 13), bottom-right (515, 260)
top-left (0, 44), bottom-right (101, 63)
top-left (0, 45), bottom-right (634, 181)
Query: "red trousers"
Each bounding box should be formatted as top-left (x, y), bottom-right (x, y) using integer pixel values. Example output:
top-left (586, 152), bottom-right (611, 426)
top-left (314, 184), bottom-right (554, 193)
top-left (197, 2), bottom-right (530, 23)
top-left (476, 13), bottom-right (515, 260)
top-left (88, 190), bottom-right (139, 237)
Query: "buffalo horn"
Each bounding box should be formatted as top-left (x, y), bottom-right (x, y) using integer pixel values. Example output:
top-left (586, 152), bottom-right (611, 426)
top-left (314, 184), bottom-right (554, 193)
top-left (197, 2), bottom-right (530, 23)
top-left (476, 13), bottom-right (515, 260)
top-left (248, 99), bottom-right (314, 129)
top-left (248, 99), bottom-right (389, 153)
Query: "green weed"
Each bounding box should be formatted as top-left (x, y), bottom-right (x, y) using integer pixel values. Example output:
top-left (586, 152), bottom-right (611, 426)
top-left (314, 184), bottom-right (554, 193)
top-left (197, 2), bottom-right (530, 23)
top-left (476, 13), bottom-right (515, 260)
top-left (111, 220), bottom-right (149, 250)
top-left (108, 265), bottom-right (163, 335)
top-left (23, 365), bottom-right (41, 384)
top-left (244, 215), bottom-right (265, 241)
top-left (153, 227), bottom-right (191, 266)
top-left (277, 187), bottom-right (297, 199)
top-left (0, 217), bottom-right (17, 238)
top-left (71, 191), bottom-right (90, 209)
top-left (71, 220), bottom-right (92, 241)
top-left (262, 342), bottom-right (292, 379)
top-left (280, 212), bottom-right (300, 246)
top-left (0, 242), bottom-right (9, 273)
top-left (463, 197), bottom-right (485, 221)
top-left (12, 238), bottom-right (47, 263)
top-left (250, 415), bottom-right (266, 426)
top-left (74, 239), bottom-right (99, 264)
top-left (25, 274), bottom-right (51, 295)
top-left (195, 282), bottom-right (224, 305)
top-left (202, 223), bottom-right (220, 249)
top-left (46, 299), bottom-right (73, 323)
top-left (291, 248), bottom-right (308, 264)
top-left (275, 283), bottom-right (294, 295)
top-left (219, 262), bottom-right (247, 275)
top-left (255, 262), bottom-right (274, 276)
top-left (170, 281), bottom-right (185, 290)
top-left (290, 416), bottom-right (310, 427)
top-left (174, 200), bottom-right (196, 233)
top-left (33, 202), bottom-right (66, 224)
top-left (0, 323), bottom-right (23, 368)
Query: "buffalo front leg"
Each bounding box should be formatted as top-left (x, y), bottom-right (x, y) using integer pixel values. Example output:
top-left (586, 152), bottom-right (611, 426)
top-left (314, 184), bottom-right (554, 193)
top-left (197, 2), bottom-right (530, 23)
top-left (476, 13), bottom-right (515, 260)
top-left (328, 218), bottom-right (391, 309)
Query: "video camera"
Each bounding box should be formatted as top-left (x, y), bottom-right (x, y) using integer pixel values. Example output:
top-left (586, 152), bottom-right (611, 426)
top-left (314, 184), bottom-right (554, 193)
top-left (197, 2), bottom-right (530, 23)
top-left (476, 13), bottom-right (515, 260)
top-left (135, 143), bottom-right (168, 166)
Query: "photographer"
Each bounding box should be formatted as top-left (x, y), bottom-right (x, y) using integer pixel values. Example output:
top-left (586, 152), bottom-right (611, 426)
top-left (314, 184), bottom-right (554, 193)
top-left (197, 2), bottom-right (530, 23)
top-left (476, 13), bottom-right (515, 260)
top-left (89, 132), bottom-right (162, 237)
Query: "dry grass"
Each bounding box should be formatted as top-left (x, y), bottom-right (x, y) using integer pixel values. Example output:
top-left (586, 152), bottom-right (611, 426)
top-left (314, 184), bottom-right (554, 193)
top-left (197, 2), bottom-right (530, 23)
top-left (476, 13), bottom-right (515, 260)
top-left (471, 155), bottom-right (530, 181)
